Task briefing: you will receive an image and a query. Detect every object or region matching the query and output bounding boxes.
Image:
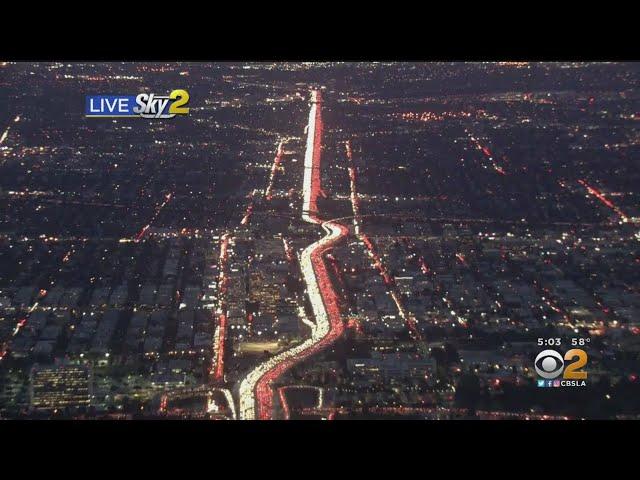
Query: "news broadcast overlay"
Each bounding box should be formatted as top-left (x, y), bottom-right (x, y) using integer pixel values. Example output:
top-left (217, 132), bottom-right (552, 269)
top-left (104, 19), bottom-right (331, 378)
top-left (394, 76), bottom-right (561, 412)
top-left (535, 337), bottom-right (590, 388)
top-left (85, 90), bottom-right (190, 118)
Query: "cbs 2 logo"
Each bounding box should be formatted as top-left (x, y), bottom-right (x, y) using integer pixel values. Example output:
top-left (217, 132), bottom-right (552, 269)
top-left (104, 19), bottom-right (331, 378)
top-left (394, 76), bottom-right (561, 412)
top-left (534, 349), bottom-right (587, 380)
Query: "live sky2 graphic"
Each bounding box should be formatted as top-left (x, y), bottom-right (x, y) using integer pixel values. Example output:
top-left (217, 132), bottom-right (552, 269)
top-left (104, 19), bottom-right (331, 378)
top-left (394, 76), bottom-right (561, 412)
top-left (535, 337), bottom-right (590, 388)
top-left (85, 89), bottom-right (190, 118)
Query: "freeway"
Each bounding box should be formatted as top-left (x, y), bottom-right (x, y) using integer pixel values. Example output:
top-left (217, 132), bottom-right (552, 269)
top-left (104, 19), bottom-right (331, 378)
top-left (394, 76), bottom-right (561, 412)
top-left (212, 233), bottom-right (231, 382)
top-left (238, 219), bottom-right (347, 419)
top-left (302, 89), bottom-right (323, 220)
top-left (238, 89), bottom-right (347, 419)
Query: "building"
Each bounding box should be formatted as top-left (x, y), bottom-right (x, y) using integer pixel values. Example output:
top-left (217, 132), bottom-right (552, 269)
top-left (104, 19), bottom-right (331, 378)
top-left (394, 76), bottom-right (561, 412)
top-left (30, 363), bottom-right (92, 412)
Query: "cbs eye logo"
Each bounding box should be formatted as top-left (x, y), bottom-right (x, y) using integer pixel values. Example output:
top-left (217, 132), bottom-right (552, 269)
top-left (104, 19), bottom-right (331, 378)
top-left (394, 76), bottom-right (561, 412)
top-left (534, 349), bottom-right (588, 380)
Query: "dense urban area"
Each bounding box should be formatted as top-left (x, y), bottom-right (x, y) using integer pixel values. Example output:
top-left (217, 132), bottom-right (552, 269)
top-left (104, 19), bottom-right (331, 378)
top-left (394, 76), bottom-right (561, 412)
top-left (1, 62), bottom-right (639, 420)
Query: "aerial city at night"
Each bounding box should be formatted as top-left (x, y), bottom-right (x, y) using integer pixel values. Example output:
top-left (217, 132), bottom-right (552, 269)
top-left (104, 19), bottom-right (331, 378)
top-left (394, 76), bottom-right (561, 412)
top-left (0, 62), bottom-right (639, 420)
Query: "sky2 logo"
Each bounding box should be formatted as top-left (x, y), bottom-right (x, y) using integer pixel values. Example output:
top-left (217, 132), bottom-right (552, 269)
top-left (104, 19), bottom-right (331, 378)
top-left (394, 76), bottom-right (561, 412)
top-left (85, 90), bottom-right (190, 118)
top-left (535, 349), bottom-right (588, 381)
